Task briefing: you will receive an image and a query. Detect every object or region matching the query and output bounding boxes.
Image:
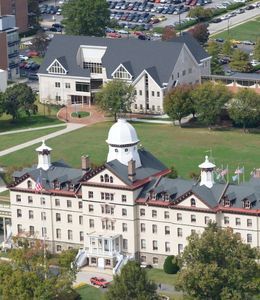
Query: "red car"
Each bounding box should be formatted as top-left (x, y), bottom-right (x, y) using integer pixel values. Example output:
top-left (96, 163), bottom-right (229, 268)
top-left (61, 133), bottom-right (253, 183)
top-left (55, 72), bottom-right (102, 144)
top-left (90, 277), bottom-right (110, 288)
top-left (107, 32), bottom-right (121, 39)
top-left (26, 50), bottom-right (39, 57)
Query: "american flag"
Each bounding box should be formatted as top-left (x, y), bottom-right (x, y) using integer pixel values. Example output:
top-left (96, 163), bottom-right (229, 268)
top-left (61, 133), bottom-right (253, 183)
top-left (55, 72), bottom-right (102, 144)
top-left (35, 176), bottom-right (43, 192)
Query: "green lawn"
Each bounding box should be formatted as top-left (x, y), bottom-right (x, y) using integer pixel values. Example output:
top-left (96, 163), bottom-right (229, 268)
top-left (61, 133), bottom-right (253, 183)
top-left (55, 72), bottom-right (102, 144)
top-left (0, 126), bottom-right (66, 151)
top-left (147, 268), bottom-right (177, 286)
top-left (75, 284), bottom-right (105, 300)
top-left (212, 17), bottom-right (260, 41)
top-left (71, 111), bottom-right (90, 118)
top-left (1, 122), bottom-right (260, 179)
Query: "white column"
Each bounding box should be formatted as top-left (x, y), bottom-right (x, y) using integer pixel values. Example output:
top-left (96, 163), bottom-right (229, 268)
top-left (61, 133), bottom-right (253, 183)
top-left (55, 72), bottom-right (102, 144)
top-left (3, 217), bottom-right (6, 241)
top-left (102, 238), bottom-right (105, 254)
top-left (109, 239), bottom-right (112, 255)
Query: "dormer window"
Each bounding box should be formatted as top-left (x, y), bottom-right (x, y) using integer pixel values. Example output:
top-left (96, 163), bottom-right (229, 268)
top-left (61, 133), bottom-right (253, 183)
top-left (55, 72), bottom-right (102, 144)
top-left (53, 180), bottom-right (59, 189)
top-left (223, 199), bottom-right (230, 207)
top-left (190, 198), bottom-right (196, 207)
top-left (104, 174), bottom-right (109, 183)
top-left (47, 60), bottom-right (67, 74)
top-left (164, 193), bottom-right (169, 201)
top-left (68, 183), bottom-right (74, 191)
top-left (113, 65), bottom-right (132, 80)
top-left (151, 193), bottom-right (156, 200)
top-left (244, 200), bottom-right (251, 209)
top-left (27, 180), bottom-right (32, 189)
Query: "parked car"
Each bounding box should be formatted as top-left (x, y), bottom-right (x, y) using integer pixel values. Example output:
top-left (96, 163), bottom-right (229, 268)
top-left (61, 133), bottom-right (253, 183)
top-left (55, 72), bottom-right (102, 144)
top-left (107, 32), bottom-right (122, 38)
top-left (26, 50), bottom-right (39, 57)
top-left (90, 277), bottom-right (110, 288)
top-left (28, 73), bottom-right (39, 81)
top-left (19, 54), bottom-right (29, 61)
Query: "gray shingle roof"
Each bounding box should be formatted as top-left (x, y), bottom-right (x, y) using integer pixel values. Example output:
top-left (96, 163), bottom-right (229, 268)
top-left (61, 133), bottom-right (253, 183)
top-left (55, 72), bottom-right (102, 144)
top-left (38, 34), bottom-right (209, 86)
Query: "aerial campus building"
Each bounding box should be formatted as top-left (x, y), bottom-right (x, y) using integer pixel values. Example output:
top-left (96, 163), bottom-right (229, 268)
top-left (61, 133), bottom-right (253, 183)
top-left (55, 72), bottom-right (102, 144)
top-left (4, 120), bottom-right (260, 272)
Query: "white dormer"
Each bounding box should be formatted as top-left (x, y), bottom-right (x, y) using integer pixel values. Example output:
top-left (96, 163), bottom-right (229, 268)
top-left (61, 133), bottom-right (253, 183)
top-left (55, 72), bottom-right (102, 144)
top-left (47, 58), bottom-right (68, 74)
top-left (36, 140), bottom-right (52, 171)
top-left (199, 156), bottom-right (215, 189)
top-left (112, 64), bottom-right (132, 80)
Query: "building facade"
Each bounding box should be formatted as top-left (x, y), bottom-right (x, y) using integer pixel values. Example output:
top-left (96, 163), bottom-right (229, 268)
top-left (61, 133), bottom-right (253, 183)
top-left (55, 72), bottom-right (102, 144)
top-left (8, 120), bottom-right (260, 270)
top-left (38, 34), bottom-right (211, 114)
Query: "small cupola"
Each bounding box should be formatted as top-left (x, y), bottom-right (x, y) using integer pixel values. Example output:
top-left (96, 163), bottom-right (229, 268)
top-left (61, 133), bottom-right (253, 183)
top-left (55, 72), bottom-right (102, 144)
top-left (36, 140), bottom-right (52, 171)
top-left (199, 156), bottom-right (216, 189)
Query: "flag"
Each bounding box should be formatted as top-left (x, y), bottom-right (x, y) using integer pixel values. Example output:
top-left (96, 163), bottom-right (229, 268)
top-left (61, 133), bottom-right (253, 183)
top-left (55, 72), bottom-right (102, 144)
top-left (232, 175), bottom-right (238, 182)
top-left (235, 167), bottom-right (244, 175)
top-left (35, 177), bottom-right (43, 192)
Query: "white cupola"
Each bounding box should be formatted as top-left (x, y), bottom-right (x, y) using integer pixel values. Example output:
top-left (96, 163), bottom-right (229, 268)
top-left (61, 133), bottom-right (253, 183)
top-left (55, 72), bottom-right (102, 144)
top-left (106, 119), bottom-right (142, 168)
top-left (36, 140), bottom-right (52, 171)
top-left (199, 156), bottom-right (215, 188)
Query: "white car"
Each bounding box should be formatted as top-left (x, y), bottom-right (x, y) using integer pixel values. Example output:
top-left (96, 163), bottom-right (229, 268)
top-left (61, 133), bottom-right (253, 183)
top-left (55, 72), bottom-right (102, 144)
top-left (251, 60), bottom-right (260, 67)
top-left (19, 54), bottom-right (29, 61)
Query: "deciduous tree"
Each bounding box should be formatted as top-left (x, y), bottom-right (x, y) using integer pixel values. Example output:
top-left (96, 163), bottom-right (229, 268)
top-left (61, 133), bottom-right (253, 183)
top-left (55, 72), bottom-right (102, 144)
top-left (192, 82), bottom-right (232, 128)
top-left (30, 32), bottom-right (49, 56)
top-left (105, 261), bottom-right (159, 300)
top-left (188, 7), bottom-right (213, 21)
top-left (207, 40), bottom-right (221, 57)
top-left (96, 80), bottom-right (135, 121)
top-left (188, 23), bottom-right (209, 44)
top-left (176, 223), bottom-right (260, 300)
top-left (222, 39), bottom-right (233, 57)
top-left (228, 88), bottom-right (260, 131)
top-left (162, 25), bottom-right (176, 41)
top-left (62, 0), bottom-right (110, 36)
top-left (230, 49), bottom-right (252, 72)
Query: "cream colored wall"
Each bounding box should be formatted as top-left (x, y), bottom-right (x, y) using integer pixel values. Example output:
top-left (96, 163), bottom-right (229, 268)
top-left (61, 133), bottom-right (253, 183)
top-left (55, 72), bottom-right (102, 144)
top-left (88, 169), bottom-right (127, 186)
top-left (177, 195), bottom-right (210, 209)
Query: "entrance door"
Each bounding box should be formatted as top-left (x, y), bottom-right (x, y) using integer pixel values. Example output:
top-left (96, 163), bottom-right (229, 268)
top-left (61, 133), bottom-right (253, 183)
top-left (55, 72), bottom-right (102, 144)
top-left (98, 257), bottom-right (105, 269)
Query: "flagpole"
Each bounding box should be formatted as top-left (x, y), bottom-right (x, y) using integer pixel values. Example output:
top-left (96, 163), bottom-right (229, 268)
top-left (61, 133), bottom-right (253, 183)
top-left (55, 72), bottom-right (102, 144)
top-left (227, 164), bottom-right (229, 183)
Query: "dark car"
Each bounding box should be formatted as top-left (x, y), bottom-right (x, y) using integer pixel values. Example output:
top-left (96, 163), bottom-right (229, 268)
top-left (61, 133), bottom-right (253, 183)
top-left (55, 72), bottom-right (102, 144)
top-left (28, 73), bottom-right (38, 81)
top-left (211, 18), bottom-right (222, 23)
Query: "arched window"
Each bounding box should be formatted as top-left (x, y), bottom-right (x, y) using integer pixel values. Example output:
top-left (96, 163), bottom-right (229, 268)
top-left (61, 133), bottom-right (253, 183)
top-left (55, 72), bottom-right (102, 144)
top-left (27, 180), bottom-right (32, 189)
top-left (190, 198), bottom-right (196, 207)
top-left (100, 175), bottom-right (104, 182)
top-left (110, 176), bottom-right (113, 183)
top-left (244, 200), bottom-right (251, 209)
top-left (105, 174), bottom-right (109, 183)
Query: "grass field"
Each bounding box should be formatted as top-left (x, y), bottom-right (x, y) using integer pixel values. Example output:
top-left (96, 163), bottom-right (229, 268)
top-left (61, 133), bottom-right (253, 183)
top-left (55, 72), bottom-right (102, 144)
top-left (147, 268), bottom-right (177, 286)
top-left (0, 126), bottom-right (65, 151)
top-left (213, 17), bottom-right (260, 41)
top-left (1, 122), bottom-right (260, 179)
top-left (75, 284), bottom-right (105, 300)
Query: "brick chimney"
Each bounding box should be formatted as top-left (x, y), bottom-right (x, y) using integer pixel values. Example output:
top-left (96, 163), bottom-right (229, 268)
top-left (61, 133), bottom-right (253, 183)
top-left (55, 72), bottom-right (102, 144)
top-left (81, 155), bottom-right (90, 174)
top-left (128, 159), bottom-right (136, 182)
top-left (253, 168), bottom-right (260, 178)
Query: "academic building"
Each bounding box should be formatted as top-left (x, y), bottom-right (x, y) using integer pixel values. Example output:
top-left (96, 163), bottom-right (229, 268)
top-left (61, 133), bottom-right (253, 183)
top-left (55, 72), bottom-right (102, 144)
top-left (7, 120), bottom-right (260, 272)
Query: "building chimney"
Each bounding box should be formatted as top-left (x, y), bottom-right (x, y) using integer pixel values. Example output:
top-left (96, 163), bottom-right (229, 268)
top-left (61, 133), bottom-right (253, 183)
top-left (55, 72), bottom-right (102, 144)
top-left (81, 155), bottom-right (90, 174)
top-left (253, 168), bottom-right (260, 178)
top-left (128, 159), bottom-right (136, 182)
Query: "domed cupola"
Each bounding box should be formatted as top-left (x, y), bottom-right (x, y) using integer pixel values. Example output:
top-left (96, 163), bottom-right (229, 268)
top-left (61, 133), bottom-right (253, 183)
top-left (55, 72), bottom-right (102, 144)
top-left (106, 119), bottom-right (141, 168)
top-left (199, 156), bottom-right (215, 188)
top-left (36, 140), bottom-right (52, 171)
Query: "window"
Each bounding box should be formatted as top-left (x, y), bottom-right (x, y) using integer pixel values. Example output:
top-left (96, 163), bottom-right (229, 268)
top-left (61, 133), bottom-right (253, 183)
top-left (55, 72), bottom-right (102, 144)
top-left (80, 231), bottom-right (84, 242)
top-left (91, 257), bottom-right (97, 264)
top-left (67, 200), bottom-right (72, 208)
top-left (122, 208), bottom-right (127, 216)
top-left (16, 194), bottom-right (21, 202)
top-left (89, 204), bottom-right (94, 212)
top-left (236, 218), bottom-right (241, 226)
top-left (191, 215), bottom-right (196, 223)
top-left (42, 227), bottom-right (47, 237)
top-left (152, 91), bottom-right (155, 96)
top-left (29, 210), bottom-right (34, 219)
top-left (110, 176), bottom-right (113, 183)
top-left (65, 83), bottom-right (70, 88)
top-left (247, 219), bottom-right (252, 227)
top-left (157, 91), bottom-right (160, 97)
top-left (152, 105), bottom-right (155, 111)
top-left (123, 239), bottom-right (128, 250)
top-left (56, 229), bottom-right (61, 239)
top-left (17, 209), bottom-right (22, 218)
top-left (41, 212), bottom-right (46, 221)
top-left (48, 61), bottom-right (66, 74)
top-left (152, 210), bottom-right (157, 218)
top-left (68, 230), bottom-right (73, 240)
top-left (244, 200), bottom-right (251, 209)
top-left (100, 175), bottom-right (104, 182)
top-left (152, 224), bottom-right (157, 234)
top-left (140, 208), bottom-right (145, 216)
top-left (55, 95), bottom-right (61, 101)
top-left (153, 257), bottom-right (158, 264)
top-left (182, 70), bottom-right (186, 76)
top-left (177, 228), bottom-right (182, 237)
top-left (190, 198), bottom-right (196, 206)
top-left (205, 216), bottom-right (210, 224)
top-left (56, 245), bottom-right (62, 252)
top-left (88, 191), bottom-right (93, 198)
top-left (83, 62), bottom-right (102, 73)
top-left (28, 196), bottom-right (33, 204)
top-left (178, 244), bottom-right (183, 254)
top-left (89, 219), bottom-right (94, 228)
top-left (164, 211), bottom-right (169, 219)
top-left (153, 240), bottom-right (158, 251)
top-left (27, 180), bottom-right (32, 189)
top-left (55, 82), bottom-right (60, 88)
top-left (78, 201), bottom-right (83, 209)
top-left (29, 226), bottom-right (34, 236)
top-left (177, 72), bottom-right (180, 78)
top-left (41, 197), bottom-right (45, 205)
top-left (141, 223), bottom-right (145, 232)
top-left (17, 224), bottom-right (22, 233)
top-left (75, 82), bottom-right (90, 92)
top-left (134, 104), bottom-right (137, 109)
top-left (140, 256), bottom-right (146, 263)
top-left (140, 104), bottom-right (143, 110)
top-left (113, 65), bottom-right (131, 80)
top-left (122, 195), bottom-right (127, 202)
top-left (79, 216), bottom-right (83, 225)
top-left (67, 214), bottom-right (72, 223)
top-left (191, 229), bottom-right (196, 235)
top-left (56, 213), bottom-right (61, 222)
top-left (139, 90), bottom-right (142, 96)
top-left (165, 242), bottom-right (170, 252)
top-left (177, 213), bottom-right (182, 221)
top-left (101, 192), bottom-right (104, 200)
top-left (141, 239), bottom-right (146, 249)
top-left (188, 68), bottom-right (192, 74)
top-left (247, 234), bottom-right (252, 243)
top-left (55, 198), bottom-right (60, 206)
top-left (224, 216), bottom-right (229, 225)
top-left (165, 226), bottom-right (170, 235)
top-left (122, 223), bottom-right (127, 232)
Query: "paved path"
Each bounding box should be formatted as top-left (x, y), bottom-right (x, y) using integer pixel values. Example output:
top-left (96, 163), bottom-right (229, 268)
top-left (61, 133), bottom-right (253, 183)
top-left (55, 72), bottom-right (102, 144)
top-left (0, 123), bottom-right (85, 157)
top-left (0, 123), bottom-right (66, 136)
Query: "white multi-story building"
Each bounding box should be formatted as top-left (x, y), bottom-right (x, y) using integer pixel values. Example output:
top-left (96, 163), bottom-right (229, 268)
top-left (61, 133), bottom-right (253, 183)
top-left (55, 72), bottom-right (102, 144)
top-left (8, 120), bottom-right (260, 270)
top-left (38, 34), bottom-right (211, 114)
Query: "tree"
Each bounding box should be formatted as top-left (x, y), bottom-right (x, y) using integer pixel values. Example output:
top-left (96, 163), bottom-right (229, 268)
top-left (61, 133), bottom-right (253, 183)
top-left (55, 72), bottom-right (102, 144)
top-left (162, 25), bottom-right (176, 41)
top-left (228, 88), bottom-right (260, 132)
top-left (96, 80), bottom-right (135, 121)
top-left (230, 49), bottom-right (252, 72)
top-left (207, 40), bottom-right (221, 58)
top-left (192, 82), bottom-right (232, 128)
top-left (167, 165), bottom-right (178, 179)
top-left (30, 31), bottom-right (49, 56)
top-left (28, 0), bottom-right (40, 27)
top-left (1, 83), bottom-right (36, 120)
top-left (176, 223), bottom-right (260, 300)
top-left (105, 261), bottom-right (159, 300)
top-left (211, 57), bottom-right (225, 75)
top-left (222, 39), bottom-right (233, 57)
top-left (206, 41), bottom-right (224, 75)
top-left (188, 7), bottom-right (213, 21)
top-left (253, 38), bottom-right (260, 61)
top-left (163, 256), bottom-right (180, 274)
top-left (62, 0), bottom-right (110, 36)
top-left (164, 84), bottom-right (194, 126)
top-left (188, 23), bottom-right (209, 45)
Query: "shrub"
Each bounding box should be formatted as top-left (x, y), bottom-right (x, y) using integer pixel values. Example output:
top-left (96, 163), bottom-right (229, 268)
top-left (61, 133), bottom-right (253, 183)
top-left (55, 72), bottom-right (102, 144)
top-left (163, 255), bottom-right (180, 274)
